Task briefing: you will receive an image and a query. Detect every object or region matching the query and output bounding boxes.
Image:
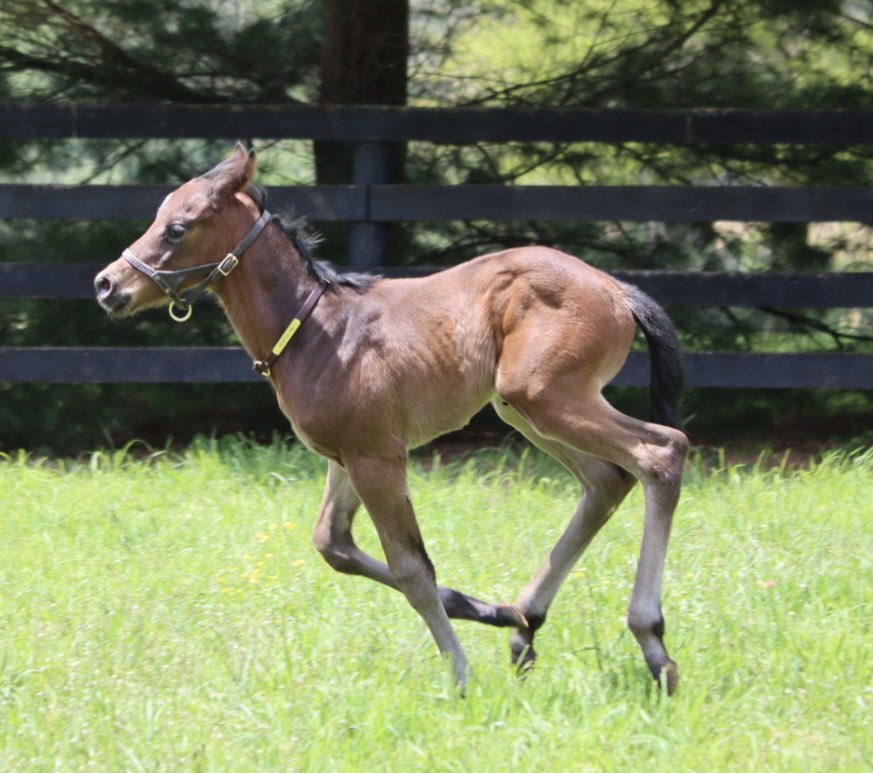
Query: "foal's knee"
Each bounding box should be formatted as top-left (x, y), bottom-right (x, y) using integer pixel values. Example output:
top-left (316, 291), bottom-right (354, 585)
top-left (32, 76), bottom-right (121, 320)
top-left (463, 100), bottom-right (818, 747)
top-left (312, 528), bottom-right (356, 574)
top-left (388, 549), bottom-right (436, 589)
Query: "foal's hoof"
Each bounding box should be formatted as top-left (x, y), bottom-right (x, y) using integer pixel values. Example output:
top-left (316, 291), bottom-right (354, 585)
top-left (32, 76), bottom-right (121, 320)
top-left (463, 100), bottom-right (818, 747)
top-left (509, 631), bottom-right (537, 674)
top-left (658, 660), bottom-right (679, 696)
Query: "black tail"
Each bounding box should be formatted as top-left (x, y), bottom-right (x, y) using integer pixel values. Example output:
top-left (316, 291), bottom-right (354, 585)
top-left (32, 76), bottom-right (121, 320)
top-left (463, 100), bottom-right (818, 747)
top-left (622, 283), bottom-right (685, 431)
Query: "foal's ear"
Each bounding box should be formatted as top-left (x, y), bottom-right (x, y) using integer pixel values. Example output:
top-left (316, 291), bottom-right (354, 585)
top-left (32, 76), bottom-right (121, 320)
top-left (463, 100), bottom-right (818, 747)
top-left (202, 142), bottom-right (257, 208)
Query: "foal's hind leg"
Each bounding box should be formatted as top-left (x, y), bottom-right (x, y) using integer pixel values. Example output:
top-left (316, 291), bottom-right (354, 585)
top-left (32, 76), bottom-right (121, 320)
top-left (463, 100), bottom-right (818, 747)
top-left (493, 400), bottom-right (635, 669)
top-left (499, 385), bottom-right (686, 693)
top-left (312, 460), bottom-right (526, 628)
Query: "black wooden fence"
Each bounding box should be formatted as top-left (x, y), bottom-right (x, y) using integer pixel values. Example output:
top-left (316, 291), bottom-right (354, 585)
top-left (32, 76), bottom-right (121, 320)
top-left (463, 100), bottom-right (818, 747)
top-left (1, 103), bottom-right (871, 388)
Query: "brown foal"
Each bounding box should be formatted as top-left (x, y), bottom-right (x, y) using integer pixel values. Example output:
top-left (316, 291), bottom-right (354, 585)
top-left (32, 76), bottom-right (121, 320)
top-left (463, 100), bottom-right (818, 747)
top-left (95, 145), bottom-right (688, 693)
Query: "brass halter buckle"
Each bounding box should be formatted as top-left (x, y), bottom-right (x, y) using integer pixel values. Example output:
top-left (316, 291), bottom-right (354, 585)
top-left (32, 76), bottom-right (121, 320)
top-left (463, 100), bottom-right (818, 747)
top-left (217, 254), bottom-right (239, 276)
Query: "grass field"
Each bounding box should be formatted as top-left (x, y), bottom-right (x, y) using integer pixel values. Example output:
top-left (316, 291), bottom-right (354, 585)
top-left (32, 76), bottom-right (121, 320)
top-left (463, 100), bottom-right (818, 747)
top-left (0, 438), bottom-right (870, 771)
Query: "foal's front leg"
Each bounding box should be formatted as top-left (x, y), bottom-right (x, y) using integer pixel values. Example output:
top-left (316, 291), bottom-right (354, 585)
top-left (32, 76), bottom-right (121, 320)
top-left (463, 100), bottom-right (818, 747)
top-left (312, 460), bottom-right (526, 628)
top-left (342, 454), bottom-right (470, 686)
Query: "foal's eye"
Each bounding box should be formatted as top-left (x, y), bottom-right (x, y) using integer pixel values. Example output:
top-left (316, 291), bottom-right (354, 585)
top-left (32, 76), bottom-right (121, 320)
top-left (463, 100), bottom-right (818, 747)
top-left (166, 223), bottom-right (187, 242)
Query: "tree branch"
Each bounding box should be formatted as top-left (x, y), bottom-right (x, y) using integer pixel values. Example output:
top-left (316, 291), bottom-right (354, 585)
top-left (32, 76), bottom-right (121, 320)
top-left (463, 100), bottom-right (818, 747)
top-left (759, 307), bottom-right (873, 351)
top-left (29, 0), bottom-right (220, 102)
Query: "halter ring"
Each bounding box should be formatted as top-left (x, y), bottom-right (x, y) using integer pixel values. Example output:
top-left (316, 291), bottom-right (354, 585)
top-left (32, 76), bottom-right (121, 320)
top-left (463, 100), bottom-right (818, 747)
top-left (169, 302), bottom-right (193, 323)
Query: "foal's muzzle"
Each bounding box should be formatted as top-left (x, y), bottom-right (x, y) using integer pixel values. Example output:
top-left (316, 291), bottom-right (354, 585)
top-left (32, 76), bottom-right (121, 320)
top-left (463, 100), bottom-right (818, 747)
top-left (94, 270), bottom-right (131, 315)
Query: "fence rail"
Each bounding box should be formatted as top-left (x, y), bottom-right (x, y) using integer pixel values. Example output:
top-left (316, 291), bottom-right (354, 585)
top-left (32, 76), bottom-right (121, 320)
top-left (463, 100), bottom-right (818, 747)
top-left (4, 263), bottom-right (873, 308)
top-left (3, 183), bottom-right (871, 223)
top-left (1, 103), bottom-right (871, 389)
top-left (2, 348), bottom-right (870, 390)
top-left (2, 103), bottom-right (872, 144)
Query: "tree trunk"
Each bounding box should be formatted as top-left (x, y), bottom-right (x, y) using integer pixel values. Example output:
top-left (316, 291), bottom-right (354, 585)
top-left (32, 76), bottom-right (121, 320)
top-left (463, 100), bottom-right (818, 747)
top-left (315, 0), bottom-right (409, 268)
top-left (316, 0), bottom-right (408, 186)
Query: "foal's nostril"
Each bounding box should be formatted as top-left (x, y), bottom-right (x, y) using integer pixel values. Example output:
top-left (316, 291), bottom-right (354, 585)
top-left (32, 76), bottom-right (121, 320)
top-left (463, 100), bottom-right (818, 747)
top-left (95, 274), bottom-right (113, 298)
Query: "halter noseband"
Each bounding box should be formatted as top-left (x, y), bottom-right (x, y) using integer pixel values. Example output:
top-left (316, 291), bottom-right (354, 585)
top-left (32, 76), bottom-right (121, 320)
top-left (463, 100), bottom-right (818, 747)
top-left (122, 208), bottom-right (273, 322)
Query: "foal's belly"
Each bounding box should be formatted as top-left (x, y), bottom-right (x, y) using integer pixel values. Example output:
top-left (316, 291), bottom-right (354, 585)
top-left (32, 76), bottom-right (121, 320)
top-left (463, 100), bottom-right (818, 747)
top-left (396, 349), bottom-right (498, 449)
top-left (401, 387), bottom-right (496, 450)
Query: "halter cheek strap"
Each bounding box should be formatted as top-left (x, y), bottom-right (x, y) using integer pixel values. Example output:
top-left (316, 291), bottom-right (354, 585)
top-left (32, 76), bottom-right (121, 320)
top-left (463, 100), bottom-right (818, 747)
top-left (122, 209), bottom-right (273, 322)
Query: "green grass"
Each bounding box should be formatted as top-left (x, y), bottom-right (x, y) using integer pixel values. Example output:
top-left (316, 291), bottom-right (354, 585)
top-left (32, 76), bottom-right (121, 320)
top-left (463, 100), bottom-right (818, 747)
top-left (0, 438), bottom-right (870, 771)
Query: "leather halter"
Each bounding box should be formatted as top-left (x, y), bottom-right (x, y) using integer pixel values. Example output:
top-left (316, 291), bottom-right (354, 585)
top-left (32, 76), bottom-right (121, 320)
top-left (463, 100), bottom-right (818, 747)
top-left (122, 204), bottom-right (330, 377)
top-left (122, 209), bottom-right (273, 322)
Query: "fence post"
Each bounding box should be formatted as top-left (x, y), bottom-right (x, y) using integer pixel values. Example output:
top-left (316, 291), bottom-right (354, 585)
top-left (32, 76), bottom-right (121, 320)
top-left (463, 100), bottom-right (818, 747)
top-left (350, 142), bottom-right (393, 271)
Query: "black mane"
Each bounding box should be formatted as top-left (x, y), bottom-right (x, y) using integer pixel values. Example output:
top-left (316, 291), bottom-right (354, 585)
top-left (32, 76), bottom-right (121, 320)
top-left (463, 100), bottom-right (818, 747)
top-left (269, 206), bottom-right (380, 293)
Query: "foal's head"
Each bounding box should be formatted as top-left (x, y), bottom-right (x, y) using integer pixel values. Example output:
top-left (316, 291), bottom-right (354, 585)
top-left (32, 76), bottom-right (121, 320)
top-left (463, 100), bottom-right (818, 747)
top-left (95, 143), bottom-right (261, 318)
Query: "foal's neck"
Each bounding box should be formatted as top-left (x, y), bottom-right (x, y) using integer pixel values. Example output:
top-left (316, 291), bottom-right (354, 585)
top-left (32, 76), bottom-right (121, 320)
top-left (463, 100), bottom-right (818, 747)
top-left (215, 221), bottom-right (323, 366)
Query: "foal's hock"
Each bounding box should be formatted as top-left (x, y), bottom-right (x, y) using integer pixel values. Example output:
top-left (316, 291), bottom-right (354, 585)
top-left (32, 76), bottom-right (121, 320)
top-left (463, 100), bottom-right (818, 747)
top-left (95, 144), bottom-right (688, 693)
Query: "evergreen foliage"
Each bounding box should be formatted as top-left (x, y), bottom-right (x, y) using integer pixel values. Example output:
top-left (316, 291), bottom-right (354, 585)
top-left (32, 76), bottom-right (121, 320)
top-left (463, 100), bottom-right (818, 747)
top-left (0, 1), bottom-right (871, 450)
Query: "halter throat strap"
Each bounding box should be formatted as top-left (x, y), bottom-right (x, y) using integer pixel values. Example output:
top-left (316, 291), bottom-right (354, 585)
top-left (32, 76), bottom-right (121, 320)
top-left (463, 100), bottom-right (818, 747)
top-left (122, 208), bottom-right (273, 322)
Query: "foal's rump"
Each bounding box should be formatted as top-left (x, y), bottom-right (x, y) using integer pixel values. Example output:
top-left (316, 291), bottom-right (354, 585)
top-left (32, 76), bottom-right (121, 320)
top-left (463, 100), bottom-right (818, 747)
top-left (484, 247), bottom-right (640, 396)
top-left (377, 246), bottom-right (683, 440)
